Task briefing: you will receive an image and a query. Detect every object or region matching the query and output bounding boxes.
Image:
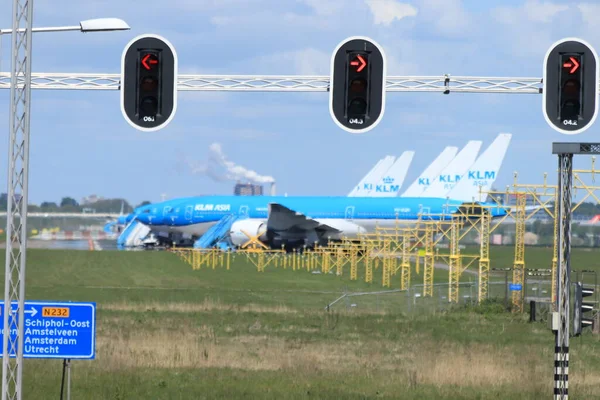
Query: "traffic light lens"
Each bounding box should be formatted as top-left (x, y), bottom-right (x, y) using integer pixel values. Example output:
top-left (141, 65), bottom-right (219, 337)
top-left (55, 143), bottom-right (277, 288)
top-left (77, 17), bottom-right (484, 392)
top-left (140, 96), bottom-right (158, 116)
top-left (562, 79), bottom-right (581, 96)
top-left (350, 79), bottom-right (367, 93)
top-left (141, 77), bottom-right (158, 92)
top-left (348, 98), bottom-right (367, 115)
top-left (561, 100), bottom-right (580, 120)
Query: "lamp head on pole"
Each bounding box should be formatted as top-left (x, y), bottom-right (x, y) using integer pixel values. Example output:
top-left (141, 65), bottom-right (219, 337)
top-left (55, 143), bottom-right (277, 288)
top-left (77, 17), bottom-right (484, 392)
top-left (79, 18), bottom-right (130, 33)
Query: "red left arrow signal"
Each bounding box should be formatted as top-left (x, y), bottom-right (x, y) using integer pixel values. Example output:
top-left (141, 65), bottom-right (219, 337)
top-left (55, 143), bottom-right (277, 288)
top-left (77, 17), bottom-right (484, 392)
top-left (563, 56), bottom-right (580, 74)
top-left (142, 54), bottom-right (159, 70)
top-left (350, 55), bottom-right (367, 72)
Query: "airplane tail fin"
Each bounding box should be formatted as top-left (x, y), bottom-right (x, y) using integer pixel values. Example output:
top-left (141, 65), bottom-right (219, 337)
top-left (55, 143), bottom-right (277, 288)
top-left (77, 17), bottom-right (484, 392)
top-left (418, 141), bottom-right (482, 198)
top-left (445, 133), bottom-right (512, 202)
top-left (400, 146), bottom-right (458, 197)
top-left (348, 155), bottom-right (395, 197)
top-left (368, 151), bottom-right (415, 197)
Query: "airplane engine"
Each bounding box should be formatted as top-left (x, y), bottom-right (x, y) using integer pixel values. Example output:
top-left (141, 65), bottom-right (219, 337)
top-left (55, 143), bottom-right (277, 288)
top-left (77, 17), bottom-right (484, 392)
top-left (230, 220), bottom-right (267, 247)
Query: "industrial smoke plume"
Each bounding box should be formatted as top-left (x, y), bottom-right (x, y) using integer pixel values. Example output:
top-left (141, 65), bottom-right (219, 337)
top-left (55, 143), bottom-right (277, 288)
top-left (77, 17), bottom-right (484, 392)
top-left (186, 143), bottom-right (275, 184)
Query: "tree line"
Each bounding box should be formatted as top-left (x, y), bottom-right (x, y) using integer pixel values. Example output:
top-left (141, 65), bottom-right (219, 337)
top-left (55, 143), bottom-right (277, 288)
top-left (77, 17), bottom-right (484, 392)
top-left (0, 194), bottom-right (152, 214)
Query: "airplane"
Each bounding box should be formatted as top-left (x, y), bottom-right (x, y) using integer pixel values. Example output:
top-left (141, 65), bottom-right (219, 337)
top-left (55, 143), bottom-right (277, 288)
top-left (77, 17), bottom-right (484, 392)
top-left (130, 195), bottom-right (508, 251)
top-left (400, 146), bottom-right (458, 197)
top-left (115, 134), bottom-right (511, 248)
top-left (413, 140), bottom-right (482, 198)
top-left (348, 152), bottom-right (414, 197)
top-left (445, 133), bottom-right (512, 202)
top-left (114, 148), bottom-right (439, 245)
top-left (348, 155), bottom-right (396, 197)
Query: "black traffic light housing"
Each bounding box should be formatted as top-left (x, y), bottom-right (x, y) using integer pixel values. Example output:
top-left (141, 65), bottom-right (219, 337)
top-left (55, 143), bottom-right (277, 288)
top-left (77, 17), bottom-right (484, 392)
top-left (330, 36), bottom-right (386, 134)
top-left (543, 37), bottom-right (599, 135)
top-left (573, 282), bottom-right (595, 336)
top-left (121, 34), bottom-right (178, 132)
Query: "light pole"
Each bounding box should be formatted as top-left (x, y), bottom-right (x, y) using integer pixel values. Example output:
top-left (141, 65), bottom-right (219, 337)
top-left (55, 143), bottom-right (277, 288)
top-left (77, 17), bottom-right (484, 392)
top-left (1, 15), bottom-right (129, 400)
top-left (0, 18), bottom-right (131, 71)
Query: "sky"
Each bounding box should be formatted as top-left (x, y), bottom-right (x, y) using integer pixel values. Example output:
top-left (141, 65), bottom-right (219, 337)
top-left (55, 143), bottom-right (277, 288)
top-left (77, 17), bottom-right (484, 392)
top-left (1, 0), bottom-right (600, 206)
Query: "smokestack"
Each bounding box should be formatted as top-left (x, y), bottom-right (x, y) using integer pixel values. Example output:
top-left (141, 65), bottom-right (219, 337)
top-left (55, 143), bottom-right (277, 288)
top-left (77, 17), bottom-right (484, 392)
top-left (270, 182), bottom-right (276, 196)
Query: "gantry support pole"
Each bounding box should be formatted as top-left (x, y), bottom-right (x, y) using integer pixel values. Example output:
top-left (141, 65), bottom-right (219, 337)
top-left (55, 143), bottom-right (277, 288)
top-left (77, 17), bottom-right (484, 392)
top-left (553, 150), bottom-right (573, 400)
top-left (2, 0), bottom-right (34, 399)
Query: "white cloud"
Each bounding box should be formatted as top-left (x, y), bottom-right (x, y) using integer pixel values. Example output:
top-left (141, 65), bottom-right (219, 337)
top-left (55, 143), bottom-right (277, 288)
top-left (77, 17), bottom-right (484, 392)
top-left (489, 1), bottom-right (581, 61)
top-left (578, 2), bottom-right (600, 26)
top-left (577, 3), bottom-right (600, 40)
top-left (417, 0), bottom-right (472, 36)
top-left (365, 0), bottom-right (418, 26)
top-left (246, 48), bottom-right (331, 75)
top-left (523, 0), bottom-right (569, 23)
top-left (299, 0), bottom-right (346, 15)
top-left (493, 0), bottom-right (569, 24)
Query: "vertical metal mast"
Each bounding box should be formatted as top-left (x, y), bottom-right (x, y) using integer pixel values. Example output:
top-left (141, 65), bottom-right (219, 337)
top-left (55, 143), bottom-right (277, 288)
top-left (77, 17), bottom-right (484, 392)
top-left (554, 153), bottom-right (573, 400)
top-left (2, 0), bottom-right (34, 398)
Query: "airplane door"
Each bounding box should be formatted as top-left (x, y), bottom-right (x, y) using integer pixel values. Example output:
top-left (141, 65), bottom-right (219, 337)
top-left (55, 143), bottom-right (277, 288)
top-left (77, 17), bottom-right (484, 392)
top-left (239, 205), bottom-right (249, 217)
top-left (163, 206), bottom-right (173, 225)
top-left (345, 206), bottom-right (355, 220)
top-left (185, 205), bottom-right (193, 221)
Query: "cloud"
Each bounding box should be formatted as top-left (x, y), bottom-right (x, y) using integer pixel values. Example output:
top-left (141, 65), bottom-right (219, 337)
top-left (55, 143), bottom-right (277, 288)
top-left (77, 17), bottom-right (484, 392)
top-left (299, 0), bottom-right (346, 15)
top-left (417, 0), bottom-right (472, 37)
top-left (488, 1), bottom-right (582, 62)
top-left (493, 0), bottom-right (568, 25)
top-left (578, 2), bottom-right (600, 25)
top-left (237, 48), bottom-right (331, 75)
top-left (365, 0), bottom-right (418, 26)
top-left (577, 3), bottom-right (600, 39)
top-left (522, 0), bottom-right (569, 23)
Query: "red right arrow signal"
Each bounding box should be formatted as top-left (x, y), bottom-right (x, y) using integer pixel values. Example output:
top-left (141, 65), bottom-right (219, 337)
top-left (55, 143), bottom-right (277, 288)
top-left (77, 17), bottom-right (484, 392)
top-left (350, 55), bottom-right (367, 72)
top-left (563, 56), bottom-right (580, 74)
top-left (142, 54), bottom-right (159, 70)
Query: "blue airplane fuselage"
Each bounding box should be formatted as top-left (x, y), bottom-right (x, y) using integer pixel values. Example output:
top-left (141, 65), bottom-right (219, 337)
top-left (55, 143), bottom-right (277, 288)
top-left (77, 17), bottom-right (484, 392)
top-left (129, 195), bottom-right (507, 239)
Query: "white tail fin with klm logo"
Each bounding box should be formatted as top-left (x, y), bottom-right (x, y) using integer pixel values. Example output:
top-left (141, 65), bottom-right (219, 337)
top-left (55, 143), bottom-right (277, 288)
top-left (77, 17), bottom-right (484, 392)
top-left (401, 146), bottom-right (459, 197)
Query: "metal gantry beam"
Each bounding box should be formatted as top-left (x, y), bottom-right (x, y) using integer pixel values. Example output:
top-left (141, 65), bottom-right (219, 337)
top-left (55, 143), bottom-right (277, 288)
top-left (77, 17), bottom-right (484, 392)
top-left (2, 0), bottom-right (34, 399)
top-left (0, 73), bottom-right (549, 93)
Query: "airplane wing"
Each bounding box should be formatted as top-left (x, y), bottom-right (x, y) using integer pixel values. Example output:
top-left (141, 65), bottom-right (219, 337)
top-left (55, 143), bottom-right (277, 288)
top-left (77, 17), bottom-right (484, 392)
top-left (267, 203), bottom-right (341, 235)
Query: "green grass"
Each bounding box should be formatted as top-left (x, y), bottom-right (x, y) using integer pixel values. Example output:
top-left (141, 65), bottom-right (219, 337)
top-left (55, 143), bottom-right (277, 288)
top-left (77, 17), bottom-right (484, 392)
top-left (0, 247), bottom-right (598, 399)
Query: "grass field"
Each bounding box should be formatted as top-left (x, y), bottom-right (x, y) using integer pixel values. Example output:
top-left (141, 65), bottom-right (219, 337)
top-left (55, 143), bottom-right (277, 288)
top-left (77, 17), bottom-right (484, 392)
top-left (0, 246), bottom-right (599, 399)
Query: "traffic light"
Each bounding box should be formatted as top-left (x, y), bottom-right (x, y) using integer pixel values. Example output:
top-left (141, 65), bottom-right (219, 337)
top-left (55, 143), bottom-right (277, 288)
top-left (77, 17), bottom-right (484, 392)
top-left (573, 282), bottom-right (595, 336)
top-left (121, 34), bottom-right (178, 132)
top-left (329, 36), bottom-right (386, 134)
top-left (543, 37), bottom-right (599, 135)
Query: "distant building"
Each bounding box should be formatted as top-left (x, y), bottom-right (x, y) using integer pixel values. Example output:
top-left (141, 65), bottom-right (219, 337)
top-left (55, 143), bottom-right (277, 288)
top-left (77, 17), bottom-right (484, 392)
top-left (234, 183), bottom-right (263, 196)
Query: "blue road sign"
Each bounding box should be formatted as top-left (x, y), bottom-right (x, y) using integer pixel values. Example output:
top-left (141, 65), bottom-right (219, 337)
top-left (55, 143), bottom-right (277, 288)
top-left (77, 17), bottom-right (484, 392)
top-left (509, 284), bottom-right (522, 291)
top-left (0, 301), bottom-right (96, 359)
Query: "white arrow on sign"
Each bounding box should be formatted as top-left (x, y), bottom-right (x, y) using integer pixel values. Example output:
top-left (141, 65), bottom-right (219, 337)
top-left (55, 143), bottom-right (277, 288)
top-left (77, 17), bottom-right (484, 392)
top-left (8, 307), bottom-right (38, 318)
